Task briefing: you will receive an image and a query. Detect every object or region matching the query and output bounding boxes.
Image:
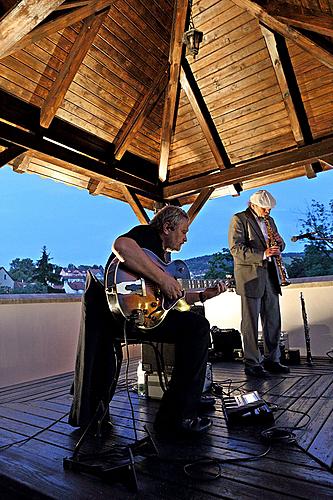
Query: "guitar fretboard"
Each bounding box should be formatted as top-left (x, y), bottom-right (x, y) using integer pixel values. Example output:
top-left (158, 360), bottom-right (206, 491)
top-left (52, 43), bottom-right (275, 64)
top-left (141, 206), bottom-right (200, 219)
top-left (177, 279), bottom-right (217, 290)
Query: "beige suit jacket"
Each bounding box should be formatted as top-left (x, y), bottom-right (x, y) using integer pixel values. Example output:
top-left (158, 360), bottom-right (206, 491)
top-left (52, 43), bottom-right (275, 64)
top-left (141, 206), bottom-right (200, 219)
top-left (228, 208), bottom-right (285, 298)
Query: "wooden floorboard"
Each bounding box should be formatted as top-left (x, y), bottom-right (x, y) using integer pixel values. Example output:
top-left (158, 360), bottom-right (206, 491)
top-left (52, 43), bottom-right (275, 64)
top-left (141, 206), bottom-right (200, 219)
top-left (0, 358), bottom-right (332, 499)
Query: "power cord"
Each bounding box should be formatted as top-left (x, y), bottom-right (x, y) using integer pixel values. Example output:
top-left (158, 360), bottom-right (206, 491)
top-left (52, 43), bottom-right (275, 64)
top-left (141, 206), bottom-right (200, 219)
top-left (0, 410), bottom-right (69, 452)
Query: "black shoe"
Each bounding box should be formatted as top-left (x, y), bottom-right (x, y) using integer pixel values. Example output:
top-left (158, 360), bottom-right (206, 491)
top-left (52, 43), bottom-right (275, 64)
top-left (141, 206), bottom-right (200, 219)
top-left (244, 365), bottom-right (269, 378)
top-left (263, 361), bottom-right (290, 374)
top-left (154, 416), bottom-right (212, 436)
top-left (199, 394), bottom-right (216, 409)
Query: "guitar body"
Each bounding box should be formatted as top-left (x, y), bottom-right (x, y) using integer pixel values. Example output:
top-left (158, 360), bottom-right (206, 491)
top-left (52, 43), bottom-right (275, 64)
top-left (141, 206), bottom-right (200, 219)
top-left (105, 248), bottom-right (191, 329)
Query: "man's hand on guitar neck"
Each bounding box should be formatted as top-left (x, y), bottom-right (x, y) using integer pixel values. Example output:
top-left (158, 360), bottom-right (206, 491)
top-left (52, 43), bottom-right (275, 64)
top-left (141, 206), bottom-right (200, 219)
top-left (186, 281), bottom-right (227, 305)
top-left (201, 281), bottom-right (227, 301)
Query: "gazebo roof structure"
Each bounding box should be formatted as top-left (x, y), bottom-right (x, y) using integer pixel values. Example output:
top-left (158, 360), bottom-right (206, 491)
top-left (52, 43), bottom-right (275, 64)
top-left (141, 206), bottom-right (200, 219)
top-left (0, 0), bottom-right (333, 222)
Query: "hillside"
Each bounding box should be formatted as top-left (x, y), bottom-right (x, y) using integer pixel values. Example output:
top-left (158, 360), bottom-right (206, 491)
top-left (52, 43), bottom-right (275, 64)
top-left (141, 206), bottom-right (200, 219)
top-left (185, 252), bottom-right (303, 278)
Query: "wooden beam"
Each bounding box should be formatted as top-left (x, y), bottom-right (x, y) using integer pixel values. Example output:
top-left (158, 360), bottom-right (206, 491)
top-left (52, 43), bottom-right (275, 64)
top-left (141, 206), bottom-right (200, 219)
top-left (319, 155), bottom-right (333, 169)
top-left (0, 89), bottom-right (161, 193)
top-left (55, 1), bottom-right (90, 11)
top-left (260, 25), bottom-right (304, 146)
top-left (0, 0), bottom-right (65, 59)
top-left (274, 7), bottom-right (333, 38)
top-left (230, 182), bottom-right (243, 197)
top-left (0, 145), bottom-right (26, 167)
top-left (304, 163), bottom-right (317, 179)
top-left (120, 185), bottom-right (150, 225)
top-left (40, 11), bottom-right (108, 128)
top-left (12, 150), bottom-right (32, 173)
top-left (0, 0), bottom-right (113, 59)
top-left (232, 0), bottom-right (333, 70)
top-left (180, 66), bottom-right (226, 170)
top-left (88, 178), bottom-right (105, 195)
top-left (159, 0), bottom-right (189, 182)
top-left (187, 187), bottom-right (215, 224)
top-left (163, 136), bottom-right (333, 199)
top-left (114, 66), bottom-right (168, 160)
top-left (0, 120), bottom-right (161, 198)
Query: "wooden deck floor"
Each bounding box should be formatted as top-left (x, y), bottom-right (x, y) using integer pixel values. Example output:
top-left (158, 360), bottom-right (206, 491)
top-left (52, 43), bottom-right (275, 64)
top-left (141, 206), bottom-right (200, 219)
top-left (0, 358), bottom-right (332, 499)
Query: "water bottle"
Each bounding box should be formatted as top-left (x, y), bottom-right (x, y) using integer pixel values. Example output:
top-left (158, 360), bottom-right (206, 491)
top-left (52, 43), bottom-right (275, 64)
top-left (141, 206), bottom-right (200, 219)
top-left (137, 361), bottom-right (146, 397)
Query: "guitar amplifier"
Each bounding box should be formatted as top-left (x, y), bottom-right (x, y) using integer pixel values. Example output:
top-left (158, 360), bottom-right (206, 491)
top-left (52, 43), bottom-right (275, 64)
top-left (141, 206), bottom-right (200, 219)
top-left (145, 363), bottom-right (213, 399)
top-left (222, 391), bottom-right (274, 425)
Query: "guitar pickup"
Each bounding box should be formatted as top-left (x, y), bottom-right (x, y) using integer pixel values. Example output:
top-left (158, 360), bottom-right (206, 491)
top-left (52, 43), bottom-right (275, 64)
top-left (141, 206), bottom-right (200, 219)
top-left (116, 279), bottom-right (146, 296)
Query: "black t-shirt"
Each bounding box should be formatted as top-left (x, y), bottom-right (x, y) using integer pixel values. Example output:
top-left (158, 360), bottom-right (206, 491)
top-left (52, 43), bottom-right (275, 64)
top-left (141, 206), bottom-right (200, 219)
top-left (104, 224), bottom-right (167, 278)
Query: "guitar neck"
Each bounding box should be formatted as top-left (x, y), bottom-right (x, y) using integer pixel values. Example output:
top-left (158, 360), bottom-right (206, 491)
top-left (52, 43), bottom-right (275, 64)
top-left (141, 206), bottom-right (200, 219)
top-left (178, 278), bottom-right (216, 291)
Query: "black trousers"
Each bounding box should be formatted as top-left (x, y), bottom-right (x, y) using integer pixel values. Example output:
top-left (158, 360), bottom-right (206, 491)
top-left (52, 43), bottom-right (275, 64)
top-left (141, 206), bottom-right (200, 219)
top-left (69, 271), bottom-right (210, 427)
top-left (134, 310), bottom-right (210, 422)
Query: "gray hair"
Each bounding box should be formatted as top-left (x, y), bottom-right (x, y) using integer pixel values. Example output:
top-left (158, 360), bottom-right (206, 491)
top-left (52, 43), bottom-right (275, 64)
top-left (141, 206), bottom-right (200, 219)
top-left (150, 205), bottom-right (189, 232)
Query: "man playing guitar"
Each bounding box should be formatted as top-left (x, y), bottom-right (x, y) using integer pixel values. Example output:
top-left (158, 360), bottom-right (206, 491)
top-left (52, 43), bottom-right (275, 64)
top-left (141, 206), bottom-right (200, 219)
top-left (106, 205), bottom-right (226, 436)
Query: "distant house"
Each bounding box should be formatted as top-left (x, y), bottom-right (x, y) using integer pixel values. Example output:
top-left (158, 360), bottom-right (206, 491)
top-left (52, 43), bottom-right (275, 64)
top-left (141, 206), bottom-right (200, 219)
top-left (60, 266), bottom-right (104, 294)
top-left (63, 280), bottom-right (85, 294)
top-left (0, 267), bottom-right (15, 291)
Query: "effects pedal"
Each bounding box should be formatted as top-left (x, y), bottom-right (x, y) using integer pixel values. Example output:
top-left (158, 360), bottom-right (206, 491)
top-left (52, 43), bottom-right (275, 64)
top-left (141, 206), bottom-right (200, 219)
top-left (222, 391), bottom-right (274, 425)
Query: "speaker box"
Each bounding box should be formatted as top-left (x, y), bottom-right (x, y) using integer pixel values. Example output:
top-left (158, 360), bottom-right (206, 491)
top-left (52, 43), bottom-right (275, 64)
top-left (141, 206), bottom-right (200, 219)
top-left (210, 327), bottom-right (242, 360)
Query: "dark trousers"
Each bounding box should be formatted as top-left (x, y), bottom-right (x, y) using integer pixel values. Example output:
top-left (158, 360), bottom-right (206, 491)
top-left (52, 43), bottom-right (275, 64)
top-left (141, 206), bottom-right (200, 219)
top-left (134, 310), bottom-right (210, 422)
top-left (69, 274), bottom-right (210, 428)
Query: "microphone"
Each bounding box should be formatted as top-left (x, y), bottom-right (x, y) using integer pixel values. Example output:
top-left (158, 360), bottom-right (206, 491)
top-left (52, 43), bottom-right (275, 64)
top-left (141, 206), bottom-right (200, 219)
top-left (291, 232), bottom-right (316, 242)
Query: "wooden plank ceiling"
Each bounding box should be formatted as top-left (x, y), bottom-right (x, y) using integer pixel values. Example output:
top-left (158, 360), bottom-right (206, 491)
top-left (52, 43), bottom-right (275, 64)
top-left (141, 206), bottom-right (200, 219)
top-left (0, 0), bottom-right (333, 219)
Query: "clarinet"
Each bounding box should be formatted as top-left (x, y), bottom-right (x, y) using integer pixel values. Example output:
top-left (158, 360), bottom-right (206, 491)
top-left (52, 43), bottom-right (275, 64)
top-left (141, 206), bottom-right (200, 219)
top-left (300, 292), bottom-right (313, 365)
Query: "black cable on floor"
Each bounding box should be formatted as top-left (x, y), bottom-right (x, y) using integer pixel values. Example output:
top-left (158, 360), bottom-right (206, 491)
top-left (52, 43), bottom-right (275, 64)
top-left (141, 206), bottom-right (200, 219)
top-left (0, 410), bottom-right (69, 452)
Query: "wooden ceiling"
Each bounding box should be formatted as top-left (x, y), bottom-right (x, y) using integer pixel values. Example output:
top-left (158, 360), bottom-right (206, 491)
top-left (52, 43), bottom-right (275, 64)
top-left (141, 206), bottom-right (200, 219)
top-left (0, 0), bottom-right (333, 222)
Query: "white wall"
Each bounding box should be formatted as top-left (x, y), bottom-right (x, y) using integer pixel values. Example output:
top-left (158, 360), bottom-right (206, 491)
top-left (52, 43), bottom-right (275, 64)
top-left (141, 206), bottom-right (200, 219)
top-left (1, 278), bottom-right (332, 388)
top-left (205, 278), bottom-right (333, 357)
top-left (0, 295), bottom-right (81, 388)
top-left (0, 294), bottom-right (140, 388)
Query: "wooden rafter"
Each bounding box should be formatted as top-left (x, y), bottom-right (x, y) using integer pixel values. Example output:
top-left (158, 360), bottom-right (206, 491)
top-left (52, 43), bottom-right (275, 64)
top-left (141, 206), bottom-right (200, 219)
top-left (159, 0), bottom-right (189, 183)
top-left (180, 65), bottom-right (226, 170)
top-left (163, 136), bottom-right (333, 199)
top-left (120, 185), bottom-right (150, 225)
top-left (187, 187), bottom-right (215, 224)
top-left (0, 119), bottom-right (160, 198)
top-left (260, 25), bottom-right (304, 146)
top-left (88, 178), bottom-right (105, 195)
top-left (0, 145), bottom-right (26, 167)
top-left (114, 66), bottom-right (169, 160)
top-left (12, 150), bottom-right (32, 173)
top-left (319, 155), bottom-right (333, 169)
top-left (55, 1), bottom-right (90, 11)
top-left (232, 0), bottom-right (333, 70)
top-left (266, 3), bottom-right (333, 38)
top-left (0, 0), bottom-right (65, 60)
top-left (40, 10), bottom-right (108, 128)
top-left (0, 0), bottom-right (113, 59)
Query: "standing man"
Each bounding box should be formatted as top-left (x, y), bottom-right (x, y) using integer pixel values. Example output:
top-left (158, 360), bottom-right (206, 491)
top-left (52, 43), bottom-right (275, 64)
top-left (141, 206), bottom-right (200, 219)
top-left (107, 205), bottom-right (226, 434)
top-left (228, 190), bottom-right (290, 377)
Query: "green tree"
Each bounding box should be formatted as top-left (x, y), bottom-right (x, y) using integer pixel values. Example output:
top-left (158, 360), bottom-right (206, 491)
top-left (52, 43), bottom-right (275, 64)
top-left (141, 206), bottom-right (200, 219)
top-left (205, 248), bottom-right (234, 279)
top-left (33, 246), bottom-right (62, 286)
top-left (287, 199), bottom-right (333, 277)
top-left (9, 258), bottom-right (35, 282)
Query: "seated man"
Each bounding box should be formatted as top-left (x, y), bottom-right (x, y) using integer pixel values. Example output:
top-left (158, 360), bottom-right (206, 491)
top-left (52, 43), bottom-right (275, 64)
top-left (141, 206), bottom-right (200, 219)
top-left (107, 205), bottom-right (226, 435)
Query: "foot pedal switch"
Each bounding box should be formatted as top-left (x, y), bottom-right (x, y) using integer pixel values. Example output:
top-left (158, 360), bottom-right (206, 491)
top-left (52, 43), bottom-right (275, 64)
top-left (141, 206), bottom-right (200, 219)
top-left (222, 391), bottom-right (274, 425)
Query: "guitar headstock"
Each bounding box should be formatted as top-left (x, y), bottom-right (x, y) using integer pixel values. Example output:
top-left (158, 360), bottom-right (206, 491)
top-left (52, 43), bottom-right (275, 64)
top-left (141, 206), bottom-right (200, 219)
top-left (224, 274), bottom-right (236, 291)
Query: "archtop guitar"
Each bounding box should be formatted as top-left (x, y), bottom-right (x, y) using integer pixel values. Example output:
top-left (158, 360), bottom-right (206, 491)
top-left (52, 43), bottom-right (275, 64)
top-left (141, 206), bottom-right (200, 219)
top-left (105, 248), bottom-right (234, 330)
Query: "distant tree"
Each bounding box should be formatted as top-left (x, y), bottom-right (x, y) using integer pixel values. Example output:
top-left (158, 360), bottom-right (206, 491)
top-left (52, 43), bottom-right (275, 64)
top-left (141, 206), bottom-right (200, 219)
top-left (287, 199), bottom-right (333, 277)
top-left (11, 283), bottom-right (48, 294)
top-left (205, 248), bottom-right (234, 279)
top-left (9, 258), bottom-right (35, 282)
top-left (67, 263), bottom-right (76, 270)
top-left (33, 246), bottom-right (62, 286)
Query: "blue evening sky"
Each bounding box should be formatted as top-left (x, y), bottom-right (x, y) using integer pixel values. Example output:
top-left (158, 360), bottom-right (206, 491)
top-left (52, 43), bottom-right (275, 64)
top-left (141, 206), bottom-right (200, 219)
top-left (1, 164), bottom-right (332, 269)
